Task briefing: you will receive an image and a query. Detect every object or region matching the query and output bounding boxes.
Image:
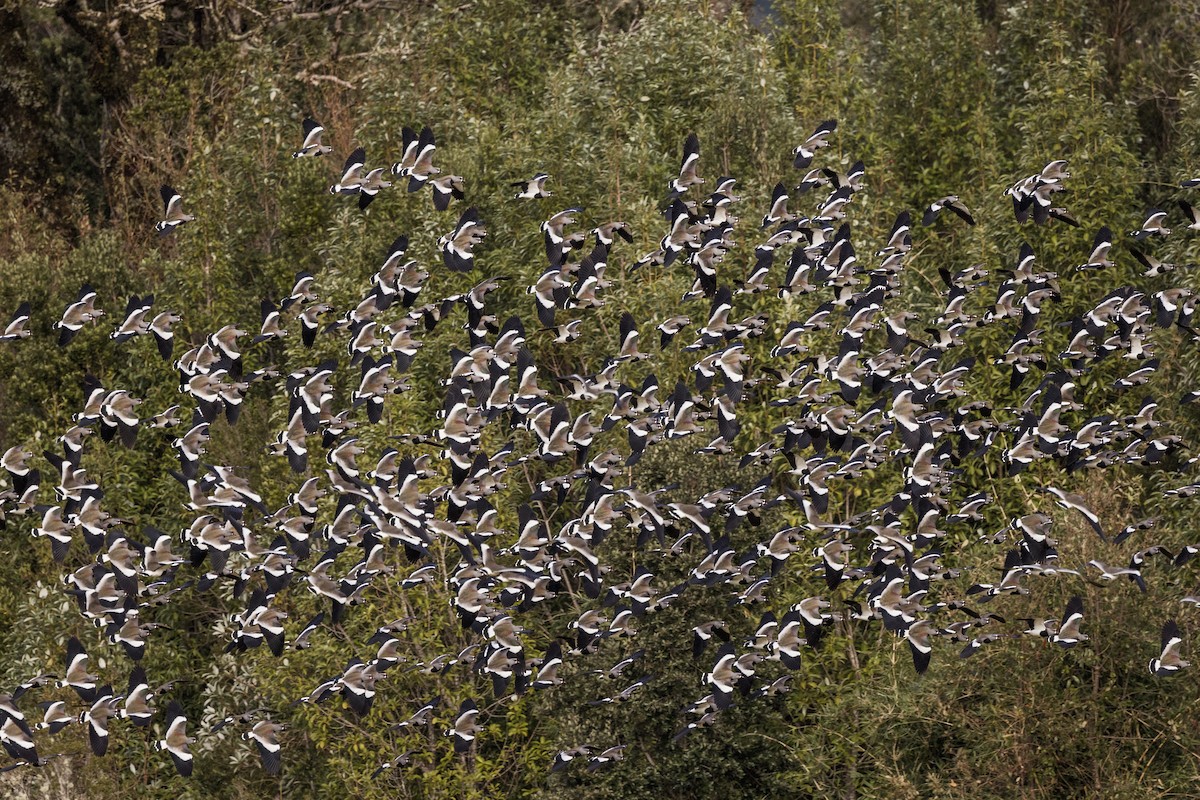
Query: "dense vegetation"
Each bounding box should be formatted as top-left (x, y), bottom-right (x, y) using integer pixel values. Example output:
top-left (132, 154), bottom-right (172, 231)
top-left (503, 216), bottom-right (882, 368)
top-left (4, 1), bottom-right (1200, 799)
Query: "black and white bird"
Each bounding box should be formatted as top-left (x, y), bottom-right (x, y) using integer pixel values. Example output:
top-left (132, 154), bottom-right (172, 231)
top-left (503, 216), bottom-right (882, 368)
top-left (1130, 208), bottom-right (1171, 240)
top-left (292, 117), bottom-right (332, 158)
top-left (1130, 248), bottom-right (1175, 278)
top-left (110, 294), bottom-right (155, 344)
top-left (669, 133), bottom-right (702, 194)
top-left (445, 698), bottom-right (481, 753)
top-left (542, 207), bottom-right (584, 267)
top-left (513, 173), bottom-right (551, 200)
top-left (430, 175), bottom-right (466, 211)
top-left (357, 165), bottom-right (393, 210)
top-left (329, 147), bottom-right (368, 195)
top-left (1076, 226), bottom-right (1114, 270)
top-left (587, 745), bottom-right (626, 771)
top-left (923, 195), bottom-right (976, 226)
top-left (155, 701), bottom-right (194, 776)
top-left (155, 185), bottom-right (195, 236)
top-left (54, 285), bottom-right (104, 347)
top-left (439, 208), bottom-right (487, 272)
top-left (551, 745), bottom-right (593, 772)
top-left (762, 182), bottom-right (794, 228)
top-left (1041, 486), bottom-right (1105, 540)
top-left (59, 636), bottom-right (97, 701)
top-left (1179, 200), bottom-right (1200, 231)
top-left (0, 302), bottom-right (31, 342)
top-left (792, 119), bottom-right (836, 169)
top-left (392, 125), bottom-right (439, 191)
top-left (372, 750), bottom-right (416, 778)
top-left (1149, 620), bottom-right (1188, 677)
top-left (119, 666), bottom-right (157, 727)
top-left (81, 689), bottom-right (121, 756)
top-left (905, 618), bottom-right (937, 675)
top-left (1050, 597), bottom-right (1087, 648)
top-left (243, 719), bottom-right (284, 774)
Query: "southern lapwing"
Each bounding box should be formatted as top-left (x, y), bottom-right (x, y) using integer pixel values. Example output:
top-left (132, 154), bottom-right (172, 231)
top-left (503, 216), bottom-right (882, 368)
top-left (669, 133), bottom-right (702, 194)
top-left (155, 701), bottom-right (194, 776)
top-left (513, 173), bottom-right (551, 200)
top-left (792, 119), bottom-right (836, 169)
top-left (155, 185), bottom-right (195, 235)
top-left (1149, 620), bottom-right (1189, 676)
top-left (292, 117), bottom-right (332, 158)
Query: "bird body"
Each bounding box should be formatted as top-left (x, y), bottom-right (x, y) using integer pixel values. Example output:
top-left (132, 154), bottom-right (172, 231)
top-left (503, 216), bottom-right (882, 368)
top-left (293, 117), bottom-right (332, 158)
top-left (155, 185), bottom-right (194, 235)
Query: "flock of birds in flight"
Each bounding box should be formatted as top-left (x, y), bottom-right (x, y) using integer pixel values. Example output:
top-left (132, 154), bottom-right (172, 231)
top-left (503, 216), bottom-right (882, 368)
top-left (1, 113), bottom-right (1200, 781)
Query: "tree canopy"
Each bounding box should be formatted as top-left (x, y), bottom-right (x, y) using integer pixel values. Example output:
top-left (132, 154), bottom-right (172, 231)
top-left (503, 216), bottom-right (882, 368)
top-left (3, 2), bottom-right (1200, 799)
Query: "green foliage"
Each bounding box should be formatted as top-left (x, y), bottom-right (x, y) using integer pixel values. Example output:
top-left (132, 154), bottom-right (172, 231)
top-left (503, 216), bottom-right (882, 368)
top-left (5, 1), bottom-right (1200, 799)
